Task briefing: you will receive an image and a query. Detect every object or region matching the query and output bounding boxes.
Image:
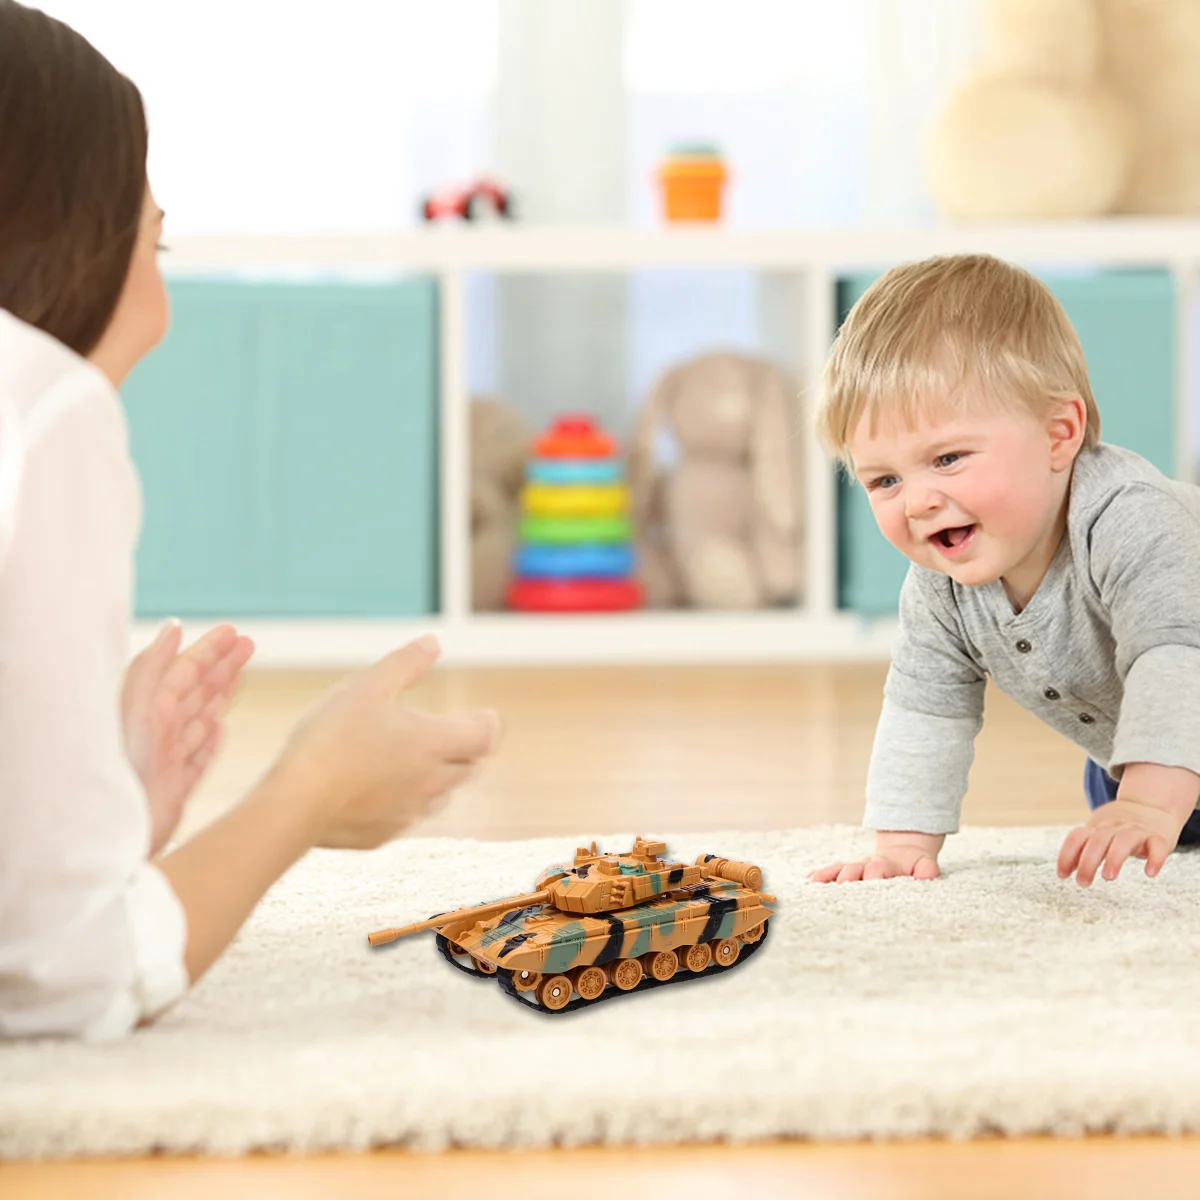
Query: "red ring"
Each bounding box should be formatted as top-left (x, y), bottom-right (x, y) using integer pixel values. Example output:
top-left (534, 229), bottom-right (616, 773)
top-left (507, 578), bottom-right (643, 612)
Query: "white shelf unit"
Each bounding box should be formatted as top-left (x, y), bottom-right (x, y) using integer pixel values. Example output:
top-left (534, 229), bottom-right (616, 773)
top-left (141, 222), bottom-right (1200, 667)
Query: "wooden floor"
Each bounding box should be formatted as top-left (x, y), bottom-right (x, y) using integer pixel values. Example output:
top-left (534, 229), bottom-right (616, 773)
top-left (6, 663), bottom-right (1192, 1199)
top-left (177, 662), bottom-right (1088, 843)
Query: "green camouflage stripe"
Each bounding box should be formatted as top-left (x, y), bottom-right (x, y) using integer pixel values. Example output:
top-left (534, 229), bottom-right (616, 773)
top-left (468, 877), bottom-right (766, 966)
top-left (626, 903), bottom-right (665, 958)
top-left (479, 912), bottom-right (533, 950)
top-left (543, 920), bottom-right (588, 973)
top-left (715, 905), bottom-right (739, 940)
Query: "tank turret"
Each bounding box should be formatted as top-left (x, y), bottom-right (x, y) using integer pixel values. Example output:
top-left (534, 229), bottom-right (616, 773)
top-left (368, 836), bottom-right (775, 1014)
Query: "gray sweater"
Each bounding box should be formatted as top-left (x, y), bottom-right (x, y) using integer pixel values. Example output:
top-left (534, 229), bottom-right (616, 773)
top-left (865, 442), bottom-right (1200, 835)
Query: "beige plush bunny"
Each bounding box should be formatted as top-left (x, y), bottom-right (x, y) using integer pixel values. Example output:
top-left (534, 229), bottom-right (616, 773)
top-left (927, 0), bottom-right (1200, 218)
top-left (627, 351), bottom-right (802, 610)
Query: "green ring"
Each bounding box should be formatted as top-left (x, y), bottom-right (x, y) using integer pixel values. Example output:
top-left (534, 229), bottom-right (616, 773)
top-left (520, 515), bottom-right (631, 544)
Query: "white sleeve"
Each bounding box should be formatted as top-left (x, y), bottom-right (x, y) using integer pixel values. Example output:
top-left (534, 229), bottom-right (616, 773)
top-left (0, 372), bottom-right (188, 1040)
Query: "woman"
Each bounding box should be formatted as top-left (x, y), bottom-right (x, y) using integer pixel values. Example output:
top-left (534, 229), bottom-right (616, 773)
top-left (0, 0), bottom-right (500, 1039)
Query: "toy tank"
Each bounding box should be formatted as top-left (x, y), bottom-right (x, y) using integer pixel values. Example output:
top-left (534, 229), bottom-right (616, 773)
top-left (368, 836), bottom-right (775, 1014)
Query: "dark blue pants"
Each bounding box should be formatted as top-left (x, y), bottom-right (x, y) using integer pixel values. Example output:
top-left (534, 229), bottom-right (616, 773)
top-left (1084, 759), bottom-right (1200, 845)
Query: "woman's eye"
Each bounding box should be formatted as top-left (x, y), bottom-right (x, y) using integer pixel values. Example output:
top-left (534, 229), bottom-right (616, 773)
top-left (935, 453), bottom-right (961, 468)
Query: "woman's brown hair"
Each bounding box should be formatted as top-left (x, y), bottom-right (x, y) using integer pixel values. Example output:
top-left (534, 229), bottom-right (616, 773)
top-left (0, 0), bottom-right (148, 356)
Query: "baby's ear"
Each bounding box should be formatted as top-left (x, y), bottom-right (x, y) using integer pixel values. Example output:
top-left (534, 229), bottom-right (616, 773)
top-left (1046, 393), bottom-right (1088, 470)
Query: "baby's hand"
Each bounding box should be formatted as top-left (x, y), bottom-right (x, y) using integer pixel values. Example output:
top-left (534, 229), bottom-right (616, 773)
top-left (123, 620), bottom-right (255, 856)
top-left (1057, 798), bottom-right (1183, 886)
top-left (808, 850), bottom-right (940, 884)
top-left (808, 830), bottom-right (944, 884)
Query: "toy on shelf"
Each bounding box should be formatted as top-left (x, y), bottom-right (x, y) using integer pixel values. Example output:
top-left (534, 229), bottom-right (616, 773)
top-left (656, 144), bottom-right (728, 222)
top-left (421, 177), bottom-right (515, 222)
top-left (368, 836), bottom-right (775, 1015)
top-left (927, 0), bottom-right (1200, 218)
top-left (470, 397), bottom-right (532, 611)
top-left (507, 414), bottom-right (643, 612)
top-left (628, 351), bottom-right (802, 610)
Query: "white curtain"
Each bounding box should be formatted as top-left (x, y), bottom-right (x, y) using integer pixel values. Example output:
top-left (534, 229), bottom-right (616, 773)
top-left (865, 0), bottom-right (982, 224)
top-left (482, 0), bottom-right (629, 435)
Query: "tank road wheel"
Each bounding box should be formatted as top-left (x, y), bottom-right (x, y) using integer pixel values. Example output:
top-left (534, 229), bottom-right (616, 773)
top-left (642, 949), bottom-right (678, 982)
top-left (684, 943), bottom-right (712, 973)
top-left (472, 956), bottom-right (497, 975)
top-left (436, 933), bottom-right (494, 980)
top-left (512, 969), bottom-right (542, 993)
top-left (539, 974), bottom-right (573, 1011)
top-left (608, 957), bottom-right (643, 992)
top-left (711, 937), bottom-right (741, 969)
top-left (437, 933), bottom-right (469, 957)
top-left (573, 965), bottom-right (607, 1001)
top-left (741, 922), bottom-right (766, 945)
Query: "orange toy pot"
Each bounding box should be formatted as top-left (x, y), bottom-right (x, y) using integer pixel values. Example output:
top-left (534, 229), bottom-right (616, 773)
top-left (657, 145), bottom-right (727, 222)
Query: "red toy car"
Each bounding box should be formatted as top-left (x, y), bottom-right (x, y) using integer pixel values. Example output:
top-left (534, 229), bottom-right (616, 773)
top-left (421, 178), bottom-right (515, 222)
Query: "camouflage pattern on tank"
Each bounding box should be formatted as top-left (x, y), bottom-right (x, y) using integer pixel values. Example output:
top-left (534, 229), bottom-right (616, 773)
top-left (368, 836), bottom-right (776, 1014)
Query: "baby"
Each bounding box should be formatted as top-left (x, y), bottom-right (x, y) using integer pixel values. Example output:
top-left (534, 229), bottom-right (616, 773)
top-left (809, 253), bottom-right (1200, 888)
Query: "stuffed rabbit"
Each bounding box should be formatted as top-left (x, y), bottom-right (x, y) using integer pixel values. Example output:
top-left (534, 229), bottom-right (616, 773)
top-left (627, 351), bottom-right (803, 609)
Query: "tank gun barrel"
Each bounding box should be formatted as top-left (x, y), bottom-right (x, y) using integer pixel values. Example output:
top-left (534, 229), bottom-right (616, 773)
top-left (367, 889), bottom-right (552, 947)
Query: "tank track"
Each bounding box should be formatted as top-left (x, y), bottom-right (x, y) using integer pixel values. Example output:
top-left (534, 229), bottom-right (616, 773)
top-left (489, 920), bottom-right (771, 1015)
top-left (435, 930), bottom-right (495, 978)
top-left (429, 903), bottom-right (503, 979)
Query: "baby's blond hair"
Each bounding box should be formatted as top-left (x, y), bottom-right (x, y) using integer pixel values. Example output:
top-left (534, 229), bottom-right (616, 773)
top-left (816, 254), bottom-right (1101, 471)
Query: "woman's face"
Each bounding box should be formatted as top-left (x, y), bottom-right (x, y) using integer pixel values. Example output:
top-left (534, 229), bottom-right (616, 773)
top-left (87, 181), bottom-right (169, 387)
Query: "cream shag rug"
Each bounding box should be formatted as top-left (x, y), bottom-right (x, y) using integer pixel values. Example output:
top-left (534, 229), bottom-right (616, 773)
top-left (4, 824), bottom-right (1200, 1159)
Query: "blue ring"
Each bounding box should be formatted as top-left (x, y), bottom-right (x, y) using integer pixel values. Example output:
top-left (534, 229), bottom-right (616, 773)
top-left (527, 459), bottom-right (622, 484)
top-left (514, 544), bottom-right (635, 579)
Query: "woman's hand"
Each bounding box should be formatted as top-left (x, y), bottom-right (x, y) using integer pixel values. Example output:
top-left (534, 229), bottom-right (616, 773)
top-left (273, 635), bottom-right (502, 849)
top-left (158, 633), bottom-right (501, 987)
top-left (122, 620), bottom-right (254, 855)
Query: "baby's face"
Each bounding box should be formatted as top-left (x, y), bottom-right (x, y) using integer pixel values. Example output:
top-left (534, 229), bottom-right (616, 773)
top-left (848, 399), bottom-right (1066, 599)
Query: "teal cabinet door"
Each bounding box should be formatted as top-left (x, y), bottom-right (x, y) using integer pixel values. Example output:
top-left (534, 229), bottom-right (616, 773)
top-left (836, 269), bottom-right (1176, 615)
top-left (121, 278), bottom-right (439, 617)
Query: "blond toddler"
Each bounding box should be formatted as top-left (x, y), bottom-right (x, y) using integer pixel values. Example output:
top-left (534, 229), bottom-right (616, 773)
top-left (810, 254), bottom-right (1200, 887)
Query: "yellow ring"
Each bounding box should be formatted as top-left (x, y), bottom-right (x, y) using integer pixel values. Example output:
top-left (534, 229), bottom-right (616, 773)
top-left (521, 483), bottom-right (628, 518)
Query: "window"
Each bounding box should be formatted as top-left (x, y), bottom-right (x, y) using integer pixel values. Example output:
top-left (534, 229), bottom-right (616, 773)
top-left (39, 1), bottom-right (499, 233)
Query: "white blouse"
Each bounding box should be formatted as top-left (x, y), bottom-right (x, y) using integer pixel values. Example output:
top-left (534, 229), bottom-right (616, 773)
top-left (0, 310), bottom-right (188, 1040)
